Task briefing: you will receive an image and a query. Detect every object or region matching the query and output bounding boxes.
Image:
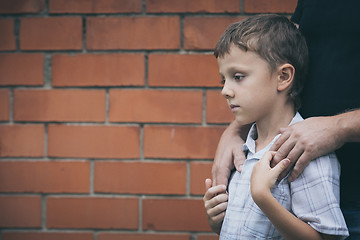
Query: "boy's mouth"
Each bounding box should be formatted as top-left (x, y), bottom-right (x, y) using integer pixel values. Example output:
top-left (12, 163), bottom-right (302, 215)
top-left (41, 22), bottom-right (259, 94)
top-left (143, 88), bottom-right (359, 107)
top-left (230, 104), bottom-right (240, 112)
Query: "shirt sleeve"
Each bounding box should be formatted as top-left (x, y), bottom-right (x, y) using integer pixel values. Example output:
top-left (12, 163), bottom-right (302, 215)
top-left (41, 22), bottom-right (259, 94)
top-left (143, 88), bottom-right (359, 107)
top-left (290, 0), bottom-right (303, 24)
top-left (290, 153), bottom-right (349, 239)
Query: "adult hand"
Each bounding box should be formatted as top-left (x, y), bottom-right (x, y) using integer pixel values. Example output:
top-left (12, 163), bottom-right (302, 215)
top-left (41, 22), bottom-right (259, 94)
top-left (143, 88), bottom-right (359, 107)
top-left (212, 121), bottom-right (250, 187)
top-left (270, 116), bottom-right (345, 181)
top-left (203, 178), bottom-right (228, 234)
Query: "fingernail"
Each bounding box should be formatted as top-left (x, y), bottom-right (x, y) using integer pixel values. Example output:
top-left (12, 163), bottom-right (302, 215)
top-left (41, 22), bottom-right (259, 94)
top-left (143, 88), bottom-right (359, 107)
top-left (284, 159), bottom-right (290, 166)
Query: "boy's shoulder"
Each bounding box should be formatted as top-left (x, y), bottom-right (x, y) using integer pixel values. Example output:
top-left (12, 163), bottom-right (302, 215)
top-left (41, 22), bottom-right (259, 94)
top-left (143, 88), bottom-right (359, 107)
top-left (293, 151), bottom-right (340, 185)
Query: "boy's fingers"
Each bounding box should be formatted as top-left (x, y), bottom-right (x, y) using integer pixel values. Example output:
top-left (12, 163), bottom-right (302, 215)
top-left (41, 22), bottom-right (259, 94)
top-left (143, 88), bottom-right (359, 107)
top-left (205, 178), bottom-right (212, 191)
top-left (260, 151), bottom-right (277, 164)
top-left (203, 183), bottom-right (226, 201)
top-left (271, 159), bottom-right (290, 177)
top-left (204, 193), bottom-right (228, 211)
top-left (212, 211), bottom-right (226, 222)
top-left (208, 201), bottom-right (228, 218)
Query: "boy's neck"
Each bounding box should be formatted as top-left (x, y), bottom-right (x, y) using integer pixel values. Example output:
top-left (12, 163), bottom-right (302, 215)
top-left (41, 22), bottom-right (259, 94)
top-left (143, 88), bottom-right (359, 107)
top-left (254, 102), bottom-right (295, 152)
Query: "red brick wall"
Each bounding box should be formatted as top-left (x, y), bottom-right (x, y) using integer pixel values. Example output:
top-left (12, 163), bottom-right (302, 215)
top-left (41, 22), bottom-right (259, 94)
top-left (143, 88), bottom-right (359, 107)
top-left (0, 0), bottom-right (296, 239)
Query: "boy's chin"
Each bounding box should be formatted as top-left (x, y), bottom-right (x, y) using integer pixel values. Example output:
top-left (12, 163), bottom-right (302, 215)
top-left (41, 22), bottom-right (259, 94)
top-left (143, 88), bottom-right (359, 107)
top-left (234, 116), bottom-right (253, 126)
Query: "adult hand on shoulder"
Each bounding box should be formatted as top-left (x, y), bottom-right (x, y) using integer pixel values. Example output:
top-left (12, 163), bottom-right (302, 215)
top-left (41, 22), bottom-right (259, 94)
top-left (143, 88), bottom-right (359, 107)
top-left (203, 178), bottom-right (228, 234)
top-left (270, 116), bottom-right (345, 181)
top-left (212, 121), bottom-right (250, 187)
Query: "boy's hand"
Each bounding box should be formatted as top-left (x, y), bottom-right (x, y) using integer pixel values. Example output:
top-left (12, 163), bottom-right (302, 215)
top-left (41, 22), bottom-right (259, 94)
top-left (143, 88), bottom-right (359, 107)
top-left (251, 151), bottom-right (290, 201)
top-left (203, 178), bottom-right (228, 234)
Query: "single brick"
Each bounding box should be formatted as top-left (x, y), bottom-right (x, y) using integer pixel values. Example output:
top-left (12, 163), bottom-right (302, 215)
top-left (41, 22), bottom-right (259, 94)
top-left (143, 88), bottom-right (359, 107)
top-left (48, 125), bottom-right (140, 159)
top-left (0, 19), bottom-right (16, 50)
top-left (20, 17), bottom-right (82, 50)
top-left (0, 196), bottom-right (42, 228)
top-left (0, 161), bottom-right (90, 193)
top-left (143, 126), bottom-right (225, 159)
top-left (148, 54), bottom-right (219, 87)
top-left (143, 198), bottom-right (210, 231)
top-left (184, 17), bottom-right (243, 50)
top-left (49, 0), bottom-right (142, 13)
top-left (146, 0), bottom-right (240, 13)
top-left (2, 232), bottom-right (94, 240)
top-left (109, 89), bottom-right (202, 123)
top-left (0, 53), bottom-right (44, 86)
top-left (47, 197), bottom-right (138, 229)
top-left (190, 161), bottom-right (212, 195)
top-left (98, 233), bottom-right (190, 240)
top-left (0, 124), bottom-right (44, 157)
top-left (0, 89), bottom-right (10, 121)
top-left (94, 161), bottom-right (186, 194)
top-left (0, 0), bottom-right (45, 13)
top-left (14, 89), bottom-right (106, 122)
top-left (244, 0), bottom-right (297, 13)
top-left (87, 17), bottom-right (180, 50)
top-left (206, 90), bottom-right (234, 123)
top-left (52, 54), bottom-right (144, 87)
top-left (197, 234), bottom-right (219, 240)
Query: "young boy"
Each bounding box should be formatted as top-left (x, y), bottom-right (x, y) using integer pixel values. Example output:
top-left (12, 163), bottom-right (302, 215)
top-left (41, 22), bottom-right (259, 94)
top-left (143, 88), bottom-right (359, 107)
top-left (203, 14), bottom-right (349, 239)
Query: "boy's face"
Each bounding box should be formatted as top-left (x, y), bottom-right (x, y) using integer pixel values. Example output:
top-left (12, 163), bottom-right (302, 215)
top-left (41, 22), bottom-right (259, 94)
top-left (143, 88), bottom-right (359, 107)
top-left (217, 44), bottom-right (279, 125)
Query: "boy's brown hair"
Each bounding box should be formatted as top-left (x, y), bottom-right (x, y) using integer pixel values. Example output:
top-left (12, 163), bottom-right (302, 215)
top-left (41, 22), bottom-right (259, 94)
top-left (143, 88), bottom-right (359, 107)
top-left (214, 14), bottom-right (308, 111)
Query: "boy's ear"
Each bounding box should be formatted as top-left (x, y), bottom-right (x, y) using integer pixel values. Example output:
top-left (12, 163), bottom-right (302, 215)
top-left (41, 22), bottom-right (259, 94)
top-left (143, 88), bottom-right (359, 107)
top-left (277, 64), bottom-right (295, 92)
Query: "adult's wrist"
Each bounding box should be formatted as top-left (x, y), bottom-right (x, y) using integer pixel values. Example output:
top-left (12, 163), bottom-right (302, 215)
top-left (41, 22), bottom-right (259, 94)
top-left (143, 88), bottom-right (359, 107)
top-left (335, 110), bottom-right (360, 143)
top-left (333, 114), bottom-right (348, 145)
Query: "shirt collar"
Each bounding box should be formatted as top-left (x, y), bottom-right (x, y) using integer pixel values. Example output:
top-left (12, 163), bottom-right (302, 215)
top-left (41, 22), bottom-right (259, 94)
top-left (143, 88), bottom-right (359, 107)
top-left (243, 112), bottom-right (303, 159)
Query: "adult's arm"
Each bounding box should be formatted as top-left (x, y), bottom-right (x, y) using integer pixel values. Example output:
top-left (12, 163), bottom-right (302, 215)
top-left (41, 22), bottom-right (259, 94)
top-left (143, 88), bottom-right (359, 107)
top-left (211, 120), bottom-right (251, 186)
top-left (271, 109), bottom-right (360, 181)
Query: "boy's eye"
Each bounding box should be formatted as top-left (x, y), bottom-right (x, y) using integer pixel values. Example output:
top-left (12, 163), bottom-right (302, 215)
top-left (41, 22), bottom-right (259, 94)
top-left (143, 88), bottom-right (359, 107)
top-left (234, 74), bottom-right (244, 81)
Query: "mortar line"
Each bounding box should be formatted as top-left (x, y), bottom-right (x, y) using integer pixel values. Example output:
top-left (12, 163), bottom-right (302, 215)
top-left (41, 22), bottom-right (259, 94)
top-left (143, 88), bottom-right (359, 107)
top-left (105, 89), bottom-right (109, 124)
top-left (240, 0), bottom-right (245, 14)
top-left (42, 194), bottom-right (47, 230)
top-left (180, 14), bottom-right (184, 51)
top-left (44, 53), bottom-right (52, 89)
top-left (44, 123), bottom-right (48, 158)
top-left (82, 16), bottom-right (87, 53)
top-left (142, 0), bottom-right (146, 14)
top-left (144, 53), bottom-right (149, 88)
top-left (139, 124), bottom-right (144, 160)
top-left (138, 196), bottom-right (143, 231)
top-left (9, 88), bottom-right (13, 124)
top-left (186, 161), bottom-right (191, 196)
top-left (90, 160), bottom-right (94, 195)
top-left (14, 17), bottom-right (20, 52)
top-left (202, 90), bottom-right (207, 126)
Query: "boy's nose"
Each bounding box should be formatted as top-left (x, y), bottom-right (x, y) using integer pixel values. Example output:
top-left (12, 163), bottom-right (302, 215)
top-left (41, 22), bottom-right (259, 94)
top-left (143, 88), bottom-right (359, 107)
top-left (221, 82), bottom-right (234, 99)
